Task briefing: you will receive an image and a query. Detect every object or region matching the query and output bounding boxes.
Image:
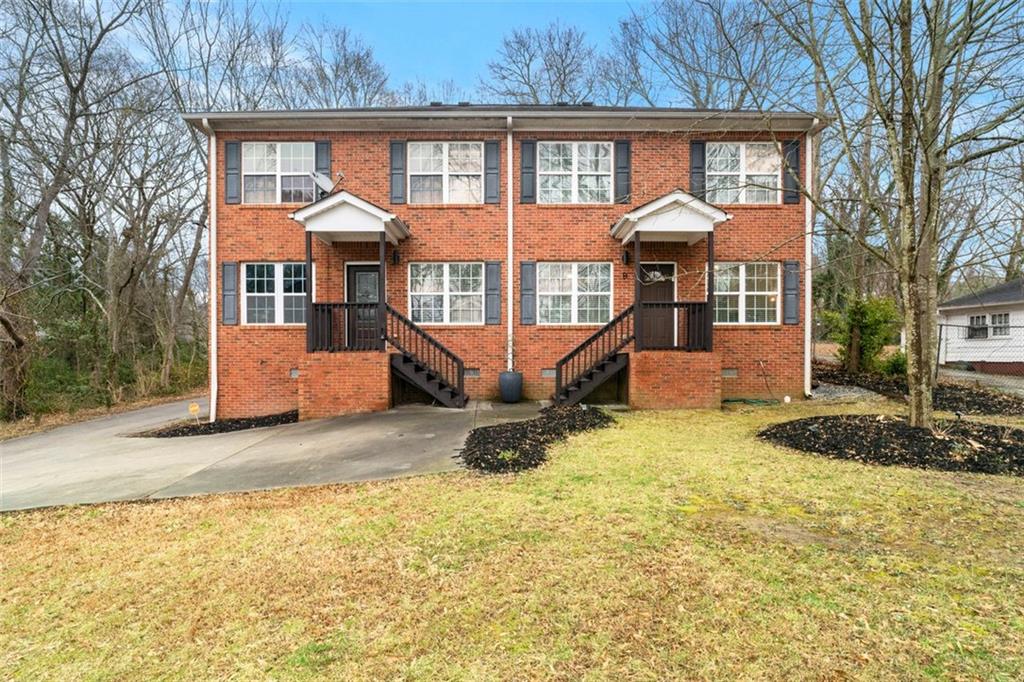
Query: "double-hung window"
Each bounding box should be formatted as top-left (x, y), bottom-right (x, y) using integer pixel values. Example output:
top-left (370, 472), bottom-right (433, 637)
top-left (538, 142), bottom-right (613, 203)
top-left (243, 263), bottom-right (309, 324)
top-left (409, 262), bottom-right (484, 324)
top-left (991, 313), bottom-right (1010, 337)
top-left (968, 314), bottom-right (988, 339)
top-left (241, 142), bottom-right (315, 204)
top-left (713, 262), bottom-right (780, 324)
top-left (537, 262), bottom-right (612, 324)
top-left (408, 142), bottom-right (483, 204)
top-left (706, 142), bottom-right (781, 204)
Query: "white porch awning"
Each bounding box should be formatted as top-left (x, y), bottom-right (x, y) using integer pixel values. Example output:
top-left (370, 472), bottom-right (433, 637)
top-left (288, 190), bottom-right (410, 245)
top-left (610, 189), bottom-right (731, 244)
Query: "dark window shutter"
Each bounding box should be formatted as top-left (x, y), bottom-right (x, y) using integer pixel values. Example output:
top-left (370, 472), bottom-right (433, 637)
top-left (315, 140), bottom-right (331, 199)
top-left (783, 140), bottom-right (800, 204)
top-left (520, 261), bottom-right (536, 325)
top-left (224, 141), bottom-right (241, 204)
top-left (484, 141), bottom-right (500, 204)
top-left (222, 261), bottom-right (239, 325)
top-left (389, 140), bottom-right (406, 204)
top-left (520, 140), bottom-right (536, 204)
top-left (690, 140), bottom-right (705, 200)
top-left (614, 139), bottom-right (631, 203)
top-left (783, 260), bottom-right (799, 324)
top-left (485, 261), bottom-right (501, 324)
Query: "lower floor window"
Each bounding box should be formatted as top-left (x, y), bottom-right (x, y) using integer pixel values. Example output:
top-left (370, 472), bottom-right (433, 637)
top-left (991, 312), bottom-right (1010, 337)
top-left (244, 262), bottom-right (308, 324)
top-left (968, 314), bottom-right (988, 339)
top-left (409, 262), bottom-right (484, 324)
top-left (538, 262), bottom-right (612, 324)
top-left (713, 262), bottom-right (780, 324)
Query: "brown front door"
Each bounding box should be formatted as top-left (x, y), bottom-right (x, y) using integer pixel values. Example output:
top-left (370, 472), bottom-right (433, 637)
top-left (346, 264), bottom-right (380, 349)
top-left (639, 263), bottom-right (675, 348)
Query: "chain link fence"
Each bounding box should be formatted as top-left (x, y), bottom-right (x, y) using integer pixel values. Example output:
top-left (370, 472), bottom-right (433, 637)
top-left (938, 322), bottom-right (1024, 395)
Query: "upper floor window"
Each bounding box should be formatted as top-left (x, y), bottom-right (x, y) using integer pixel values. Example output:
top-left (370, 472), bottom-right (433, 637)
top-left (242, 142), bottom-right (315, 204)
top-left (538, 142), bottom-right (612, 204)
top-left (408, 142), bottom-right (483, 204)
top-left (992, 312), bottom-right (1010, 337)
top-left (243, 262), bottom-right (308, 324)
top-left (968, 314), bottom-right (988, 339)
top-left (713, 262), bottom-right (780, 324)
top-left (409, 262), bottom-right (484, 324)
top-left (537, 262), bottom-right (612, 324)
top-left (706, 142), bottom-right (781, 205)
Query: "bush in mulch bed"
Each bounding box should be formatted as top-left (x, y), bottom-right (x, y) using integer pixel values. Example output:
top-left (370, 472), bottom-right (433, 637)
top-left (814, 361), bottom-right (1024, 417)
top-left (760, 414), bottom-right (1024, 476)
top-left (137, 410), bottom-right (299, 437)
top-left (460, 404), bottom-right (614, 473)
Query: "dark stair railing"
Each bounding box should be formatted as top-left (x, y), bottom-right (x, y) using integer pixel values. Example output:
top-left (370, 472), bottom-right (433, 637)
top-left (554, 304), bottom-right (635, 404)
top-left (384, 304), bottom-right (467, 407)
top-left (638, 301), bottom-right (711, 351)
top-left (310, 302), bottom-right (382, 351)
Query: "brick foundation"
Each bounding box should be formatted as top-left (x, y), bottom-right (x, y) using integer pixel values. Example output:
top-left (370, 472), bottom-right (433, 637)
top-left (298, 351), bottom-right (391, 420)
top-left (628, 350), bottom-right (722, 409)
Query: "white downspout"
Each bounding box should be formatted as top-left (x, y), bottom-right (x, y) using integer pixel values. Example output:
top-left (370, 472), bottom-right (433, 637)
top-left (803, 125), bottom-right (816, 397)
top-left (506, 115), bottom-right (514, 371)
top-left (203, 118), bottom-right (219, 422)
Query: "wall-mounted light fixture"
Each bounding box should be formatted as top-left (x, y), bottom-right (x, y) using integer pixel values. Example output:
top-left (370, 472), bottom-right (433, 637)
top-left (392, 250), bottom-right (400, 265)
top-left (622, 250), bottom-right (630, 265)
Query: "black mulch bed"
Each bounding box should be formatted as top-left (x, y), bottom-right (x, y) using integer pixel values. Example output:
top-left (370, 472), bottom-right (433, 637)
top-left (814, 362), bottom-right (1024, 417)
top-left (460, 404), bottom-right (614, 473)
top-left (760, 414), bottom-right (1024, 476)
top-left (138, 410), bottom-right (299, 438)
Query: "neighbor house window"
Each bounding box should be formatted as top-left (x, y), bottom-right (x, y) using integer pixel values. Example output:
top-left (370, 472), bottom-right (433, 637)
top-left (538, 142), bottom-right (613, 204)
top-left (243, 262), bottom-right (308, 324)
top-left (706, 142), bottom-right (781, 204)
top-left (241, 142), bottom-right (315, 204)
top-left (713, 262), bottom-right (780, 324)
top-left (408, 142), bottom-right (484, 204)
top-left (409, 262), bottom-right (484, 324)
top-left (968, 314), bottom-right (988, 339)
top-left (537, 262), bottom-right (612, 324)
top-left (991, 312), bottom-right (1010, 337)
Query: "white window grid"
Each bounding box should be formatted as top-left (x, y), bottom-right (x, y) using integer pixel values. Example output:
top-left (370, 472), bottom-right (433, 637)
top-left (537, 262), bottom-right (613, 325)
top-left (537, 142), bottom-right (614, 204)
top-left (241, 142), bottom-right (316, 204)
top-left (712, 262), bottom-right (781, 325)
top-left (242, 262), bottom-right (314, 325)
top-left (407, 142), bottom-right (484, 205)
top-left (408, 262), bottom-right (485, 325)
top-left (706, 142), bottom-right (782, 205)
top-left (991, 312), bottom-right (1010, 337)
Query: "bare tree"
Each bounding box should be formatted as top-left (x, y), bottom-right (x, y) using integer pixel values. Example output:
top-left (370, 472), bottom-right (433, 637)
top-left (291, 25), bottom-right (390, 108)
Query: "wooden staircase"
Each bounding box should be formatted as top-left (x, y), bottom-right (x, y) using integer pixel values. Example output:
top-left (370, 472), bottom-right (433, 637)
top-left (385, 304), bottom-right (468, 408)
top-left (553, 305), bottom-right (635, 406)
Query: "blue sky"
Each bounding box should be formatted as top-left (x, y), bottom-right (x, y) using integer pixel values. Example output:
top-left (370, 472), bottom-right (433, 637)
top-left (281, 1), bottom-right (640, 96)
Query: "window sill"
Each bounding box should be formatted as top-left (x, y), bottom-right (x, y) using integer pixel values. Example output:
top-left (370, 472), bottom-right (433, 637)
top-left (713, 203), bottom-right (793, 209)
top-left (535, 323), bottom-right (608, 328)
top-left (713, 323), bottom-right (784, 328)
top-left (233, 203), bottom-right (309, 210)
top-left (236, 324), bottom-right (306, 329)
top-left (405, 204), bottom-right (491, 209)
top-left (530, 203), bottom-right (617, 209)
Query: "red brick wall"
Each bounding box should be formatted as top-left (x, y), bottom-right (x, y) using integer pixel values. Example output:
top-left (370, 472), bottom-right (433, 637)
top-left (212, 127), bottom-right (807, 417)
top-left (629, 350), bottom-right (722, 409)
top-left (298, 352), bottom-right (390, 420)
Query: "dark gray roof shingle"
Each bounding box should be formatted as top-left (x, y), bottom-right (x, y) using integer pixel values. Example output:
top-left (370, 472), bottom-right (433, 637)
top-left (939, 278), bottom-right (1024, 309)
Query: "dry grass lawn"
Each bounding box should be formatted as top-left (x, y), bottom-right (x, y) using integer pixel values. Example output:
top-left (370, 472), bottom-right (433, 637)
top-left (2, 400), bottom-right (1023, 680)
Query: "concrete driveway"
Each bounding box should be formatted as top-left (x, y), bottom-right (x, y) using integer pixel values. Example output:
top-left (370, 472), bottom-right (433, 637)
top-left (1, 398), bottom-right (540, 512)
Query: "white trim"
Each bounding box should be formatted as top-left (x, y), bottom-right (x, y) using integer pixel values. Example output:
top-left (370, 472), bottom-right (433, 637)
top-left (506, 118), bottom-right (514, 371)
top-left (289, 190), bottom-right (410, 245)
top-left (712, 262), bottom-right (782, 326)
top-left (705, 141), bottom-right (783, 205)
top-left (343, 261), bottom-right (384, 305)
top-left (206, 122), bottom-right (218, 423)
top-left (639, 261), bottom-right (678, 346)
top-left (804, 130), bottom-right (815, 397)
top-left (536, 141), bottom-right (614, 204)
top-left (611, 189), bottom-right (731, 243)
top-left (240, 262), bottom-right (316, 326)
top-left (407, 262), bottom-right (486, 326)
top-left (536, 261), bottom-right (615, 326)
top-left (938, 301), bottom-right (1024, 312)
top-left (240, 141), bottom-right (316, 204)
top-left (406, 141), bottom-right (485, 205)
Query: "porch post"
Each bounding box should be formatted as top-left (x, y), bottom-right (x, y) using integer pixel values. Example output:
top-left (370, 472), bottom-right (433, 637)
top-left (378, 232), bottom-right (386, 350)
top-left (305, 230), bottom-right (313, 353)
top-left (705, 232), bottom-right (714, 352)
top-left (634, 232), bottom-right (642, 352)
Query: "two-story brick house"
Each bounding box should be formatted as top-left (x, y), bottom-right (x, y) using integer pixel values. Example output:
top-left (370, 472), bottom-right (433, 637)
top-left (184, 105), bottom-right (821, 421)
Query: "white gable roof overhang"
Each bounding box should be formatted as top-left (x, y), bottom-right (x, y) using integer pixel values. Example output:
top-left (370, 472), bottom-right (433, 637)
top-left (289, 190), bottom-right (410, 245)
top-left (610, 189), bottom-right (731, 244)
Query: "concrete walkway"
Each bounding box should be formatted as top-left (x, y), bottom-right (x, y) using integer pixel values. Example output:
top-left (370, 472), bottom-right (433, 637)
top-left (939, 368), bottom-right (1024, 398)
top-left (0, 398), bottom-right (542, 512)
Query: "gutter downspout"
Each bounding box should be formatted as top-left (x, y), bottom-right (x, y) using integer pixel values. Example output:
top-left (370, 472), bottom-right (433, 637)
top-left (506, 115), bottom-right (514, 371)
top-left (803, 122), bottom-right (817, 397)
top-left (202, 118), bottom-right (218, 422)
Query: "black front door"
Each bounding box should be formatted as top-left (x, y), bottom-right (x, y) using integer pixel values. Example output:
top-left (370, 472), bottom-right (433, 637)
top-left (346, 264), bottom-right (380, 349)
top-left (639, 263), bottom-right (675, 348)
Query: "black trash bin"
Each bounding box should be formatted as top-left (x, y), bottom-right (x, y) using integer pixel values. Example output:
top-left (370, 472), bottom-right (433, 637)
top-left (499, 370), bottom-right (523, 403)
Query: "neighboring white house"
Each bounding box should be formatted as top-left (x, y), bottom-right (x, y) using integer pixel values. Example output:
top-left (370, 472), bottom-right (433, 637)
top-left (938, 278), bottom-right (1024, 375)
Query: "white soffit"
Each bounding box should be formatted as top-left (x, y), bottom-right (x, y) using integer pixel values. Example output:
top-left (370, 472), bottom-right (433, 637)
top-left (611, 189), bottom-right (731, 244)
top-left (289, 190), bottom-right (410, 244)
